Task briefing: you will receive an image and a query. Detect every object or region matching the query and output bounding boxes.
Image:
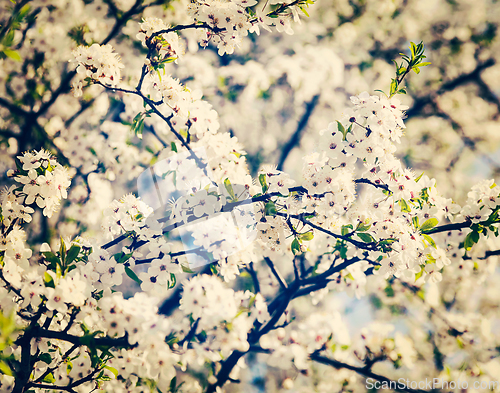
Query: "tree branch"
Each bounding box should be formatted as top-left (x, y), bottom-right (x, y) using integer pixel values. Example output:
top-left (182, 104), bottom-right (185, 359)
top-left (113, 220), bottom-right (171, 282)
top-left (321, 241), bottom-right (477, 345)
top-left (277, 94), bottom-right (320, 170)
top-left (310, 352), bottom-right (428, 393)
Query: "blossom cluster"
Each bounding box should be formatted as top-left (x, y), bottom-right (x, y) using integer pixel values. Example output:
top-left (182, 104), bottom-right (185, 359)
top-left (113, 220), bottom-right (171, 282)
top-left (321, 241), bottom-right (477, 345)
top-left (179, 274), bottom-right (269, 362)
top-left (137, 17), bottom-right (185, 62)
top-left (3, 149), bottom-right (71, 222)
top-left (187, 0), bottom-right (298, 55)
top-left (71, 43), bottom-right (124, 96)
top-left (457, 179), bottom-right (500, 223)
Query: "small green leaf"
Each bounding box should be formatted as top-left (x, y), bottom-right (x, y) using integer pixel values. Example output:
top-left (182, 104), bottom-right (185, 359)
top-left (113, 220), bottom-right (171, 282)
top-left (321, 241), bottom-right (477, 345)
top-left (422, 233), bottom-right (436, 248)
top-left (65, 245), bottom-right (81, 265)
top-left (410, 42), bottom-right (417, 56)
top-left (259, 173), bottom-right (268, 193)
top-left (38, 353), bottom-right (52, 365)
top-left (291, 238), bottom-right (301, 255)
top-left (420, 218), bottom-right (438, 232)
top-left (357, 233), bottom-right (375, 243)
top-left (42, 252), bottom-right (60, 266)
top-left (264, 201), bottom-right (277, 216)
top-left (224, 178), bottom-right (236, 201)
top-left (414, 265), bottom-right (425, 281)
top-left (341, 224), bottom-right (353, 236)
top-left (171, 142), bottom-right (177, 152)
top-left (0, 361), bottom-right (12, 376)
top-left (104, 366), bottom-right (118, 378)
top-left (412, 216), bottom-right (419, 229)
top-left (399, 199), bottom-right (411, 213)
top-left (43, 373), bottom-right (56, 383)
top-left (299, 231), bottom-right (314, 241)
top-left (170, 376), bottom-right (177, 392)
top-left (384, 284), bottom-right (395, 297)
top-left (59, 237), bottom-right (67, 262)
top-left (3, 49), bottom-right (21, 61)
top-left (464, 231), bottom-right (480, 251)
top-left (44, 272), bottom-right (55, 288)
top-left (169, 272), bottom-right (176, 288)
top-left (125, 266), bottom-right (142, 285)
top-left (356, 222), bottom-right (371, 232)
top-left (390, 78), bottom-right (398, 96)
top-left (181, 265), bottom-right (194, 273)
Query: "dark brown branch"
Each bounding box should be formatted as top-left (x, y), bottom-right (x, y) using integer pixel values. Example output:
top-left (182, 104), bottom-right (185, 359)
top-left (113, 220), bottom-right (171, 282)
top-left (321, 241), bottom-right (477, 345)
top-left (354, 178), bottom-right (390, 192)
top-left (245, 262), bottom-right (261, 293)
top-left (275, 212), bottom-right (379, 251)
top-left (32, 327), bottom-right (136, 349)
top-left (264, 257), bottom-right (288, 290)
top-left (405, 58), bottom-right (495, 119)
top-left (422, 220), bottom-right (472, 235)
top-left (310, 353), bottom-right (428, 393)
top-left (277, 94), bottom-right (320, 170)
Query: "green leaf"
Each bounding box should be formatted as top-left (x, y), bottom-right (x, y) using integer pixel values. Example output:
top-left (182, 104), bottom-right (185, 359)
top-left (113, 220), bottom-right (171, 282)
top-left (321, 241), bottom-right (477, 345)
top-left (384, 284), bottom-right (395, 297)
top-left (299, 231), bottom-right (314, 241)
top-left (3, 30), bottom-right (15, 47)
top-left (422, 233), bottom-right (436, 248)
top-left (357, 233), bottom-right (375, 243)
top-left (341, 224), bottom-right (353, 236)
top-left (412, 216), bottom-right (419, 229)
top-left (56, 262), bottom-right (62, 280)
top-left (264, 201), bottom-right (277, 216)
top-left (44, 272), bottom-right (55, 288)
top-left (417, 62), bottom-right (431, 67)
top-left (59, 237), bottom-right (67, 262)
top-left (224, 178), bottom-right (236, 201)
top-left (169, 272), bottom-right (176, 289)
top-left (399, 199), bottom-right (411, 213)
top-left (336, 120), bottom-right (345, 134)
top-left (65, 245), bottom-right (81, 265)
top-left (390, 78), bottom-right (398, 96)
top-left (259, 173), bottom-right (268, 193)
top-left (420, 218), bottom-right (438, 232)
top-left (299, 5), bottom-right (309, 17)
top-left (291, 238), bottom-right (301, 255)
top-left (0, 361), bottom-right (12, 376)
top-left (415, 172), bottom-right (425, 182)
top-left (3, 49), bottom-right (21, 61)
top-left (464, 231), bottom-right (480, 251)
top-left (42, 252), bottom-right (60, 267)
top-left (356, 222), bottom-right (371, 232)
top-left (125, 266), bottom-right (142, 285)
top-left (414, 265), bottom-right (425, 281)
top-left (104, 366), bottom-right (118, 378)
top-left (410, 42), bottom-right (416, 56)
top-left (38, 353), bottom-right (52, 365)
top-left (336, 121), bottom-right (352, 141)
top-left (43, 372), bottom-right (56, 383)
top-left (170, 376), bottom-right (177, 393)
top-left (19, 4), bottom-right (31, 18)
top-left (171, 142), bottom-right (177, 152)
